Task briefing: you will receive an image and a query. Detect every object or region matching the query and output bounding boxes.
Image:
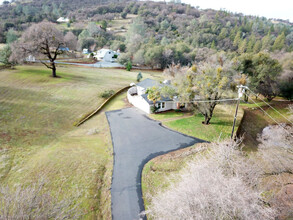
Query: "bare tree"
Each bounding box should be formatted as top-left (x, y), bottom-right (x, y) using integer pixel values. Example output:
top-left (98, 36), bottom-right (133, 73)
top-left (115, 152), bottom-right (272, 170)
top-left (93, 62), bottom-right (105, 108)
top-left (146, 141), bottom-right (275, 220)
top-left (257, 124), bottom-right (293, 174)
top-left (256, 124), bottom-right (293, 219)
top-left (64, 31), bottom-right (78, 51)
top-left (10, 22), bottom-right (68, 78)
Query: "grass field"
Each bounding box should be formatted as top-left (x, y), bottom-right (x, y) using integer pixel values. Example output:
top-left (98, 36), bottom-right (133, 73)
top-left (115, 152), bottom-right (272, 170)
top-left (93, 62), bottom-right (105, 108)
top-left (0, 64), bottom-right (161, 218)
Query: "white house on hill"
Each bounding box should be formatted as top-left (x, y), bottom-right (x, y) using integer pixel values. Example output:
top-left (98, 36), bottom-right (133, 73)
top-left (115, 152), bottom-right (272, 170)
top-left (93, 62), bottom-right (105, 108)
top-left (57, 17), bottom-right (70, 23)
top-left (127, 78), bottom-right (184, 114)
top-left (93, 49), bottom-right (120, 62)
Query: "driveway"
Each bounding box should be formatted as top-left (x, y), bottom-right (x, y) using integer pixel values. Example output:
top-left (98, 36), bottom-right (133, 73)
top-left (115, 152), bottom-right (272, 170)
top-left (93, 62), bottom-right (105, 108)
top-left (106, 108), bottom-right (206, 220)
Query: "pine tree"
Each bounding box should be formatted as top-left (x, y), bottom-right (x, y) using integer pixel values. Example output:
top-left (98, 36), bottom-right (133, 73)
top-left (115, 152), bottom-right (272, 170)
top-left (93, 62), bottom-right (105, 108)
top-left (211, 40), bottom-right (216, 49)
top-left (272, 32), bottom-right (286, 51)
top-left (246, 34), bottom-right (256, 52)
top-left (261, 31), bottom-right (272, 51)
top-left (253, 40), bottom-right (262, 53)
top-left (233, 31), bottom-right (241, 48)
top-left (238, 38), bottom-right (247, 53)
top-left (218, 28), bottom-right (227, 40)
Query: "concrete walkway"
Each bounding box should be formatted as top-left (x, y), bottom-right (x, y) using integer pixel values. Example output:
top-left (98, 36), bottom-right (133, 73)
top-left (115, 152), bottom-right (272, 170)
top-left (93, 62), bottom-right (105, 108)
top-left (106, 108), bottom-right (206, 220)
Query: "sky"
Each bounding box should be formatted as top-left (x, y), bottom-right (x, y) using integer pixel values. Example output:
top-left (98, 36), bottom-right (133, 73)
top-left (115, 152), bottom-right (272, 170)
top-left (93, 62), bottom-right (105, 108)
top-left (182, 0), bottom-right (293, 22)
top-left (1, 0), bottom-right (293, 22)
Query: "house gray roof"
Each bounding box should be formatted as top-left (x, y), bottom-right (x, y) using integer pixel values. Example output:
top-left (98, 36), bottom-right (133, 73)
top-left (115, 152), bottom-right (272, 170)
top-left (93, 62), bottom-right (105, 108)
top-left (136, 78), bottom-right (160, 89)
top-left (141, 94), bottom-right (173, 105)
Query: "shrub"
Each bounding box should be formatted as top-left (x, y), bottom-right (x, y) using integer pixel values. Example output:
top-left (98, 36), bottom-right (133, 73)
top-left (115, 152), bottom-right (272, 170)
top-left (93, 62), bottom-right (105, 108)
top-left (150, 105), bottom-right (159, 113)
top-left (99, 90), bottom-right (115, 99)
top-left (126, 61), bottom-right (132, 71)
top-left (121, 11), bottom-right (127, 19)
top-left (137, 72), bottom-right (143, 82)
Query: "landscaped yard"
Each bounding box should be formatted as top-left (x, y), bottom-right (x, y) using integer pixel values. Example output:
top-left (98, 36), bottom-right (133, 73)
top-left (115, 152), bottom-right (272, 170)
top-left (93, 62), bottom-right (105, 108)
top-left (150, 103), bottom-right (244, 142)
top-left (0, 64), bottom-right (161, 218)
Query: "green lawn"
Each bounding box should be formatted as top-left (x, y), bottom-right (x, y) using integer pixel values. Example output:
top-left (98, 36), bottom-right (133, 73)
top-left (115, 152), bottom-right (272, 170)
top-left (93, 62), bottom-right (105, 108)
top-left (150, 104), bottom-right (244, 142)
top-left (0, 64), bottom-right (161, 218)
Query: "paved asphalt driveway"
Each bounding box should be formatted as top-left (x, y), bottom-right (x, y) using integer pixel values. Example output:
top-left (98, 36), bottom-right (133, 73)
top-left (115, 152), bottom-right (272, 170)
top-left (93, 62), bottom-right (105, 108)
top-left (106, 108), bottom-right (206, 220)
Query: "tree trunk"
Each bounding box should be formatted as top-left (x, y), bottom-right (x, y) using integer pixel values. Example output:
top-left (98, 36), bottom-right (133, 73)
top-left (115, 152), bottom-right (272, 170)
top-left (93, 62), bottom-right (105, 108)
top-left (51, 62), bottom-right (57, 78)
top-left (203, 115), bottom-right (211, 125)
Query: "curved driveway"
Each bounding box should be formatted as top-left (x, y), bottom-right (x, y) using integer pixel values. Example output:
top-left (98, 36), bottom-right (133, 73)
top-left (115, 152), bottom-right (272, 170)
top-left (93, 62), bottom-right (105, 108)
top-left (106, 108), bottom-right (206, 220)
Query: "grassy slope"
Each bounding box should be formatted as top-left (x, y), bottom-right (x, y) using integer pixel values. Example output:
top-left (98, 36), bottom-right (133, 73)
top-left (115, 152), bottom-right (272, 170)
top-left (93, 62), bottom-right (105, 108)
top-left (142, 99), bottom-right (292, 214)
top-left (0, 64), bottom-right (160, 219)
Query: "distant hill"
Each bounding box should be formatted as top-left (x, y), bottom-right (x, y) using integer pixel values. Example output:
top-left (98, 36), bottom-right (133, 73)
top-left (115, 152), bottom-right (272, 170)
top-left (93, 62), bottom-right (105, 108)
top-left (0, 0), bottom-right (292, 62)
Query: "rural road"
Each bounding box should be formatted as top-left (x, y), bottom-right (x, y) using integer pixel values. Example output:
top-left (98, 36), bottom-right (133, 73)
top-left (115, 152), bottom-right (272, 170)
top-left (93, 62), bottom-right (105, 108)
top-left (106, 108), bottom-right (206, 220)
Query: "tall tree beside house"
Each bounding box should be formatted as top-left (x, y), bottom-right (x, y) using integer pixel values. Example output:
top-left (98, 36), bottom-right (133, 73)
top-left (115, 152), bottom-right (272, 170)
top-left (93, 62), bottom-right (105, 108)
top-left (10, 22), bottom-right (69, 78)
top-left (147, 86), bottom-right (161, 113)
top-left (167, 54), bottom-right (233, 125)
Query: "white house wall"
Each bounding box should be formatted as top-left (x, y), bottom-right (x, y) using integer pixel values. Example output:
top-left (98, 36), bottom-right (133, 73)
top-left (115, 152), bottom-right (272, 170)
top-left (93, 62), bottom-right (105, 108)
top-left (127, 92), bottom-right (151, 114)
top-left (137, 86), bottom-right (146, 96)
top-left (156, 101), bottom-right (175, 113)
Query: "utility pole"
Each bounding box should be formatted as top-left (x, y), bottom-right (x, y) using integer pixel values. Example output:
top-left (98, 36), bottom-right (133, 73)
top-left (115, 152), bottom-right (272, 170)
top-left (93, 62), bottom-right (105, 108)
top-left (231, 85), bottom-right (247, 139)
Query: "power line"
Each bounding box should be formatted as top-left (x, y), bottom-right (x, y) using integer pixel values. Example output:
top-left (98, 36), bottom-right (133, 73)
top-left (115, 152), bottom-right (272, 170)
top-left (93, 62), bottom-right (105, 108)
top-left (245, 92), bottom-right (293, 138)
top-left (246, 88), bottom-right (293, 125)
top-left (184, 98), bottom-right (238, 104)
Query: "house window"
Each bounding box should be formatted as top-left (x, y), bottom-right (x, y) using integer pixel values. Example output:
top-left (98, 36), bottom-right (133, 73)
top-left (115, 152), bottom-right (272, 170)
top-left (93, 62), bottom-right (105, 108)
top-left (157, 102), bottom-right (165, 109)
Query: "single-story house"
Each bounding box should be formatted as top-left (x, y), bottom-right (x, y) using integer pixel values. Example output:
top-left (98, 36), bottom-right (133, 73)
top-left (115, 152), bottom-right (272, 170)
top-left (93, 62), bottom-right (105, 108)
top-left (57, 17), bottom-right (70, 23)
top-left (127, 78), bottom-right (185, 114)
top-left (93, 49), bottom-right (120, 62)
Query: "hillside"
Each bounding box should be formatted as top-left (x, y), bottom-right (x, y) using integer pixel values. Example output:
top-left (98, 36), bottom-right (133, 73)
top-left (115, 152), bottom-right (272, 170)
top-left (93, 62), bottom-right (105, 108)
top-left (1, 0), bottom-right (292, 59)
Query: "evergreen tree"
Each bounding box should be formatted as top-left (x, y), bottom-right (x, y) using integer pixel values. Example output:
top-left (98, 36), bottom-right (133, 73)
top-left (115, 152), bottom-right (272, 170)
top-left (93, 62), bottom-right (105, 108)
top-left (238, 38), bottom-right (247, 53)
top-left (253, 40), bottom-right (262, 53)
top-left (261, 31), bottom-right (272, 51)
top-left (218, 28), bottom-right (227, 40)
top-left (6, 28), bottom-right (18, 44)
top-left (211, 40), bottom-right (216, 49)
top-left (246, 34), bottom-right (256, 52)
top-left (272, 32), bottom-right (285, 51)
top-left (233, 31), bottom-right (241, 48)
